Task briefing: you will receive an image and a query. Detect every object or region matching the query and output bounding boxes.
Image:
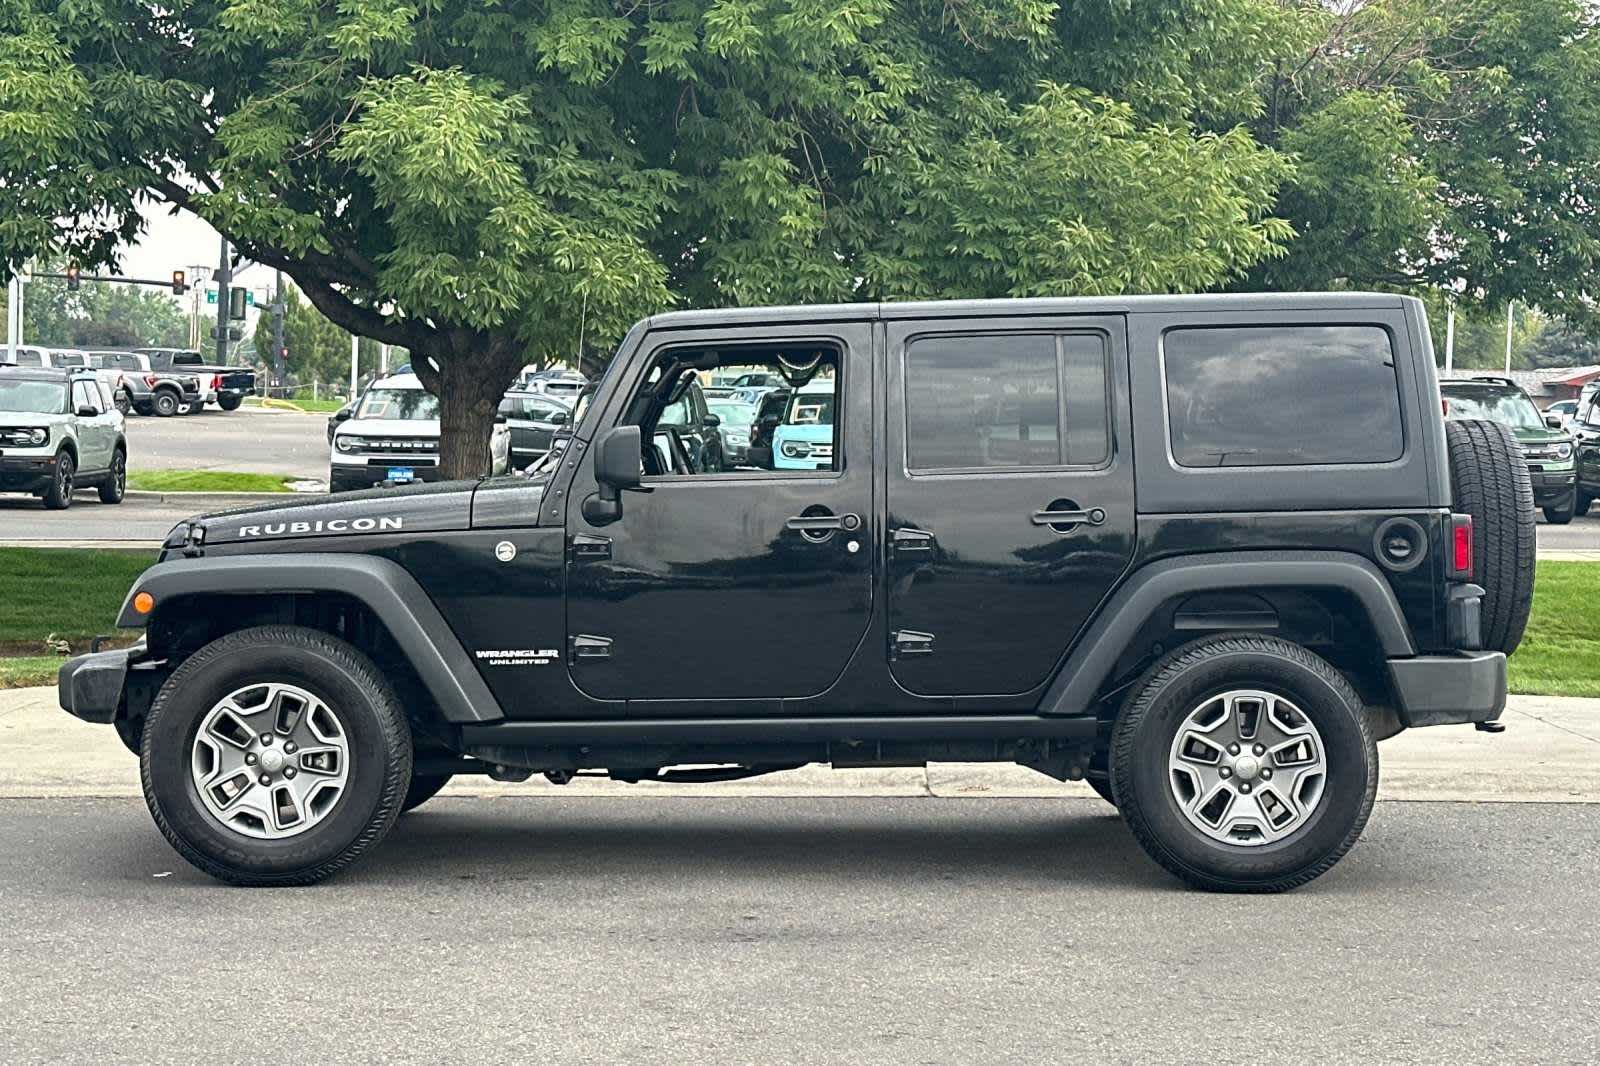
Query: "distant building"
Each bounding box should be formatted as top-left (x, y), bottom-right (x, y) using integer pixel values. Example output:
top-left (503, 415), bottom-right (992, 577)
top-left (1443, 366), bottom-right (1600, 404)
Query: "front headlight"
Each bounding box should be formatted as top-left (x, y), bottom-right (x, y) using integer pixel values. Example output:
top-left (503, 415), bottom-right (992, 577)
top-left (725, 430), bottom-right (749, 445)
top-left (27, 427), bottom-right (47, 446)
top-left (335, 435), bottom-right (358, 453)
top-left (1555, 441), bottom-right (1574, 461)
top-left (781, 441), bottom-right (811, 458)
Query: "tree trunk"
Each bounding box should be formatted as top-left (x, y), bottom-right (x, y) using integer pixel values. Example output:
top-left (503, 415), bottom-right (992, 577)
top-left (429, 341), bottom-right (524, 481)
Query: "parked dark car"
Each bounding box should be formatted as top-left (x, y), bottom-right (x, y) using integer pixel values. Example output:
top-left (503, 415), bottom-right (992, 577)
top-left (498, 391), bottom-right (572, 469)
top-left (1573, 393), bottom-right (1600, 516)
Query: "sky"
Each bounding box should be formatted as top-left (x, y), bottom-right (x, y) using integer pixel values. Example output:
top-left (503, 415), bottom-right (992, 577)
top-left (122, 202), bottom-right (279, 296)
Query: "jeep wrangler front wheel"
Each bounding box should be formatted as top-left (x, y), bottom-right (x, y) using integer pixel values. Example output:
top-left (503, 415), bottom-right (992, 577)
top-left (1112, 635), bottom-right (1377, 893)
top-left (139, 625), bottom-right (413, 886)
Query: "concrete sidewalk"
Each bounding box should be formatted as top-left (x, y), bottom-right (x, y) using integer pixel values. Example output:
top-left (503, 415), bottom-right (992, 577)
top-left (3, 685), bottom-right (1595, 802)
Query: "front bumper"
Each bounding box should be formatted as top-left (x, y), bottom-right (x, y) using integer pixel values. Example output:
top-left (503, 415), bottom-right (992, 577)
top-left (1389, 651), bottom-right (1507, 728)
top-left (58, 647), bottom-right (133, 724)
top-left (1529, 466), bottom-right (1575, 504)
top-left (329, 461), bottom-right (443, 492)
top-left (0, 453), bottom-right (55, 492)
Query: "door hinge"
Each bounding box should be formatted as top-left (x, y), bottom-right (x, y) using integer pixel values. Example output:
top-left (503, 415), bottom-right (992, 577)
top-left (570, 532), bottom-right (612, 561)
top-left (891, 528), bottom-right (934, 553)
top-left (568, 634), bottom-right (613, 664)
top-left (890, 629), bottom-right (935, 659)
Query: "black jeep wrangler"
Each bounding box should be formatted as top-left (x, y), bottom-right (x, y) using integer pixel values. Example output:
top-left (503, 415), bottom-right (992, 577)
top-left (59, 293), bottom-right (1532, 892)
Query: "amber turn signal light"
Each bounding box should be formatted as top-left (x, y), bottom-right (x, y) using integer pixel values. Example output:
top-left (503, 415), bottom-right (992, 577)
top-left (132, 591), bottom-right (154, 615)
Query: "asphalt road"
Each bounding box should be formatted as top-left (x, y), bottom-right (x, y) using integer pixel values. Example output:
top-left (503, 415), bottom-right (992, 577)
top-left (2, 796), bottom-right (1596, 1063)
top-left (126, 405), bottom-right (328, 479)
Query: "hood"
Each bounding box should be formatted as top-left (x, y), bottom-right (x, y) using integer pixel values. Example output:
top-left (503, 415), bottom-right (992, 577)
top-left (191, 479), bottom-right (478, 547)
top-left (1510, 424), bottom-right (1568, 445)
top-left (337, 418), bottom-right (440, 438)
top-left (0, 411), bottom-right (68, 427)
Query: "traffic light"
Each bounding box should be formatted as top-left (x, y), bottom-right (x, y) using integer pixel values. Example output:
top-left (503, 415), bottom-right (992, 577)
top-left (172, 270), bottom-right (187, 295)
top-left (228, 286), bottom-right (247, 320)
top-left (65, 265), bottom-right (80, 291)
top-left (279, 346), bottom-right (289, 363)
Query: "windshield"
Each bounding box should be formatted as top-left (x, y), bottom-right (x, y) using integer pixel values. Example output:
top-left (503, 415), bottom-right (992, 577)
top-left (1581, 401), bottom-right (1600, 429)
top-left (707, 400), bottom-right (756, 425)
top-left (786, 392), bottom-right (835, 425)
top-left (1442, 387), bottom-right (1545, 431)
top-left (356, 387), bottom-right (439, 421)
top-left (0, 379), bottom-right (67, 413)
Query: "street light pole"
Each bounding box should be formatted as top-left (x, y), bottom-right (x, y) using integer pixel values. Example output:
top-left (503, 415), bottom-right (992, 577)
top-left (5, 272), bottom-right (21, 360)
top-left (350, 334), bottom-right (360, 399)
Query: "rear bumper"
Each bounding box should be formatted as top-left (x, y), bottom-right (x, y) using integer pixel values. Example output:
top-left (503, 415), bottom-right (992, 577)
top-left (57, 647), bottom-right (132, 724)
top-left (1389, 651), bottom-right (1507, 728)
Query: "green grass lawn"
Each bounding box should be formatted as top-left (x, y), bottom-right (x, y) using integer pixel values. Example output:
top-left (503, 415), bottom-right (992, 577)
top-left (127, 469), bottom-right (296, 493)
top-left (0, 548), bottom-right (155, 657)
top-left (1505, 561), bottom-right (1600, 698)
top-left (243, 395), bottom-right (346, 412)
top-left (0, 656), bottom-right (64, 688)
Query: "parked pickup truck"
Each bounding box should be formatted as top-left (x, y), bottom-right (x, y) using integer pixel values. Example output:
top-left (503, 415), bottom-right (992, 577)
top-left (85, 351), bottom-right (204, 417)
top-left (3, 345), bottom-right (134, 415)
top-left (60, 293), bottom-right (1526, 892)
top-left (135, 348), bottom-right (258, 412)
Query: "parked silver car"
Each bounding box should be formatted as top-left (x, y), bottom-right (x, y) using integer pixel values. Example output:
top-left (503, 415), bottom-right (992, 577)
top-left (0, 366), bottom-right (127, 508)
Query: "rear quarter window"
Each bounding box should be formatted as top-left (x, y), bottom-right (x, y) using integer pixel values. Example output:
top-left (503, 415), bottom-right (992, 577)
top-left (1163, 325), bottom-right (1404, 468)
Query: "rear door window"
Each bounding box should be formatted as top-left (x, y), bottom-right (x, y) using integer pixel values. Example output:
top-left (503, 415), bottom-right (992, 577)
top-left (1163, 325), bottom-right (1403, 468)
top-left (904, 333), bottom-right (1110, 471)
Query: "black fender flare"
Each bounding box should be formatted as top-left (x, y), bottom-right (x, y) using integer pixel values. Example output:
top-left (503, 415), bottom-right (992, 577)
top-left (1039, 550), bottom-right (1415, 717)
top-left (117, 553), bottom-right (503, 723)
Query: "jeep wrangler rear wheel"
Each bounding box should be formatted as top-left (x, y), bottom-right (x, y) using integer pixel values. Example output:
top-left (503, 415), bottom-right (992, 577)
top-left (1112, 635), bottom-right (1377, 893)
top-left (140, 625), bottom-right (412, 886)
top-left (1445, 419), bottom-right (1535, 654)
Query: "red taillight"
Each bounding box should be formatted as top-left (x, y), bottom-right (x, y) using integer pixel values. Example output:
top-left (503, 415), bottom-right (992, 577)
top-left (1451, 514), bottom-right (1473, 578)
top-left (144, 374), bottom-right (158, 388)
top-left (211, 374), bottom-right (221, 391)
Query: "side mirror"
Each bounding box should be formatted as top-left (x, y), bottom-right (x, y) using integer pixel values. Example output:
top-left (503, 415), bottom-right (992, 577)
top-left (76, 406), bottom-right (98, 418)
top-left (582, 425), bottom-right (642, 525)
top-left (549, 409), bottom-right (569, 426)
top-left (333, 407), bottom-right (354, 423)
top-left (495, 412), bottom-right (508, 425)
top-left (702, 412), bottom-right (721, 429)
top-left (1545, 414), bottom-right (1564, 429)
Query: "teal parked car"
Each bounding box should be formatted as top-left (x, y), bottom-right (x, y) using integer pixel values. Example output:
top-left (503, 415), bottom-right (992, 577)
top-left (771, 381), bottom-right (837, 471)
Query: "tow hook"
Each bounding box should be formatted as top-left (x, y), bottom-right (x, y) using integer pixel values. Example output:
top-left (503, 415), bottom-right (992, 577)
top-left (1475, 720), bottom-right (1507, 733)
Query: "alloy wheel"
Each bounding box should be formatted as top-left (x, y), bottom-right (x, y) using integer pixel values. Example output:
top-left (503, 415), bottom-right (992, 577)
top-left (190, 682), bottom-right (352, 839)
top-left (1167, 689), bottom-right (1328, 846)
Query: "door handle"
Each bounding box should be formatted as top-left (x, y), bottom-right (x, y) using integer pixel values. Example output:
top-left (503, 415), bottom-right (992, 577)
top-left (786, 512), bottom-right (861, 533)
top-left (1030, 507), bottom-right (1107, 528)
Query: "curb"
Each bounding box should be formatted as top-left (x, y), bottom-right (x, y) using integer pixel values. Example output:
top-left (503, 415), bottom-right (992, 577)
top-left (122, 489), bottom-right (324, 502)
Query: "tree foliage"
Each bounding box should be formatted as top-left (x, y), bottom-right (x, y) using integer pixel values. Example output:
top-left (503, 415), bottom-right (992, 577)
top-left (2, 0), bottom-right (1598, 471)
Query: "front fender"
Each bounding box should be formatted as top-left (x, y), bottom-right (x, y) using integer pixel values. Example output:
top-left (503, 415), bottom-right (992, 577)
top-left (117, 553), bottom-right (503, 723)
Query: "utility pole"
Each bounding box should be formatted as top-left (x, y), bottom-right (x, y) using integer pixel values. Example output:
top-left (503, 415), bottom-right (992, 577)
top-left (1503, 300), bottom-right (1516, 374)
top-left (1444, 303), bottom-right (1455, 375)
top-left (214, 237), bottom-right (231, 365)
top-left (5, 271), bottom-right (21, 361)
top-left (271, 270), bottom-right (286, 390)
top-left (350, 334), bottom-right (360, 399)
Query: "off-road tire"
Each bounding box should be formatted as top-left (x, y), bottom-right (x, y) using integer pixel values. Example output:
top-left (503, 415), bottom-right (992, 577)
top-left (1578, 493), bottom-right (1594, 518)
top-left (115, 388), bottom-right (132, 415)
top-left (217, 393), bottom-right (242, 411)
top-left (1445, 419), bottom-right (1535, 654)
top-left (1543, 491), bottom-right (1576, 525)
top-left (1111, 635), bottom-right (1378, 893)
top-left (152, 389), bottom-right (180, 417)
top-left (140, 625), bottom-right (413, 886)
top-left (42, 450), bottom-right (74, 510)
top-left (97, 447), bottom-right (126, 504)
top-left (401, 773), bottom-right (453, 813)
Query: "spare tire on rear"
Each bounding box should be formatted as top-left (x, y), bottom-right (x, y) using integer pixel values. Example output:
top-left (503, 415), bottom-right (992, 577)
top-left (1445, 419), bottom-right (1535, 654)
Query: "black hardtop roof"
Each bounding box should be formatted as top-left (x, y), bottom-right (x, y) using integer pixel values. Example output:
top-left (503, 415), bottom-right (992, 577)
top-left (647, 291), bottom-right (1410, 330)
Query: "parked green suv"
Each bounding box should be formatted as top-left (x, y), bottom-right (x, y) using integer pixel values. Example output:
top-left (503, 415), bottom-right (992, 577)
top-left (1441, 376), bottom-right (1577, 523)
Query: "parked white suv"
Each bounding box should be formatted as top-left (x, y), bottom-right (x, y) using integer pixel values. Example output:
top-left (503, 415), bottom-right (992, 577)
top-left (0, 366), bottom-right (127, 509)
top-left (329, 372), bottom-right (508, 492)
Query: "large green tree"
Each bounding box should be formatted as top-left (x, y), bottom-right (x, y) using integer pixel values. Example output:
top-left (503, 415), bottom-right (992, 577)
top-left (1250, 0), bottom-right (1600, 328)
top-left (0, 0), bottom-right (1307, 475)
